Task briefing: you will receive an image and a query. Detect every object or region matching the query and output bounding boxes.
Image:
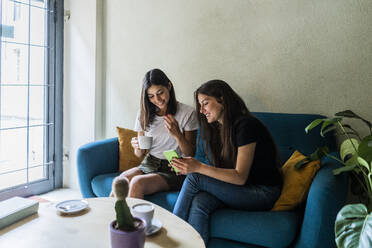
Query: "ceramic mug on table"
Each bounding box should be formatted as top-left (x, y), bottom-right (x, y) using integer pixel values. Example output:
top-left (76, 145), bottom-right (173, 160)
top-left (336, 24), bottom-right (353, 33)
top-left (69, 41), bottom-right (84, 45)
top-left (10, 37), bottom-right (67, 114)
top-left (131, 203), bottom-right (154, 231)
top-left (138, 135), bottom-right (153, 149)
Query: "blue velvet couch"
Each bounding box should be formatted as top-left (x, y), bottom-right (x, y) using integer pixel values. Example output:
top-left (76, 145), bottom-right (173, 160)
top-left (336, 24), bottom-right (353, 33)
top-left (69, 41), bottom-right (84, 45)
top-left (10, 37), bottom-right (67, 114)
top-left (77, 112), bottom-right (348, 248)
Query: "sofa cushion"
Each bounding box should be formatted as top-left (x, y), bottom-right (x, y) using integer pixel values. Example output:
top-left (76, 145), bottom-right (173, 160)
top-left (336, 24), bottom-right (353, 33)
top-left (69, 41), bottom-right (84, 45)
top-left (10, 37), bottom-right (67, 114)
top-left (144, 191), bottom-right (180, 212)
top-left (91, 172), bottom-right (179, 211)
top-left (194, 113), bottom-right (336, 166)
top-left (210, 209), bottom-right (302, 248)
top-left (294, 156), bottom-right (348, 248)
top-left (272, 150), bottom-right (321, 211)
top-left (208, 238), bottom-right (266, 248)
top-left (116, 127), bottom-right (144, 172)
top-left (253, 112), bottom-right (335, 164)
top-left (91, 173), bottom-right (119, 197)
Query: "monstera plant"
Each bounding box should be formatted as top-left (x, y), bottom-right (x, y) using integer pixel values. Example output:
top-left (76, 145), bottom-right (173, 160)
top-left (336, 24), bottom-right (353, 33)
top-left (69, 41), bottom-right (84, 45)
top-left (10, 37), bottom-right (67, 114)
top-left (301, 110), bottom-right (372, 248)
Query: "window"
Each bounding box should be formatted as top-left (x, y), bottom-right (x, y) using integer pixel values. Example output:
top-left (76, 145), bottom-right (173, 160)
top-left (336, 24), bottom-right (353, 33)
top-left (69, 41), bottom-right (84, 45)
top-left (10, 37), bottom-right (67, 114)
top-left (0, 0), bottom-right (63, 201)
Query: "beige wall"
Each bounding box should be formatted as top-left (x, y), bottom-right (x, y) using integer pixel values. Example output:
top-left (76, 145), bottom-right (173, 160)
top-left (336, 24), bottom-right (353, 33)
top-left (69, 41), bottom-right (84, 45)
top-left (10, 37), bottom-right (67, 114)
top-left (64, 0), bottom-right (103, 189)
top-left (103, 0), bottom-right (372, 138)
top-left (64, 0), bottom-right (372, 188)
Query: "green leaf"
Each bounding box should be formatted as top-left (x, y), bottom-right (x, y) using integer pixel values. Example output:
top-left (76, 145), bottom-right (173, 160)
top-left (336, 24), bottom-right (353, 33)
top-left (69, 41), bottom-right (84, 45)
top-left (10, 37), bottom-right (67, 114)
top-left (333, 164), bottom-right (357, 175)
top-left (321, 126), bottom-right (337, 137)
top-left (295, 158), bottom-right (310, 169)
top-left (345, 154), bottom-right (360, 167)
top-left (340, 138), bottom-right (360, 162)
top-left (309, 146), bottom-right (329, 161)
top-left (357, 157), bottom-right (370, 171)
top-left (335, 203), bottom-right (372, 248)
top-left (336, 110), bottom-right (372, 131)
top-left (358, 135), bottom-right (372, 164)
top-left (295, 147), bottom-right (329, 169)
top-left (335, 110), bottom-right (359, 118)
top-left (320, 118), bottom-right (342, 137)
top-left (342, 124), bottom-right (361, 137)
top-left (305, 119), bottom-right (325, 133)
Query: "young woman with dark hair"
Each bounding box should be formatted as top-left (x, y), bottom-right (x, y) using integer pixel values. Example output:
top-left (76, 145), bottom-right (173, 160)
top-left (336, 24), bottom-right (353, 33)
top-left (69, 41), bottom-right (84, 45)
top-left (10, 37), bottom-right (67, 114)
top-left (172, 80), bottom-right (283, 244)
top-left (111, 69), bottom-right (198, 199)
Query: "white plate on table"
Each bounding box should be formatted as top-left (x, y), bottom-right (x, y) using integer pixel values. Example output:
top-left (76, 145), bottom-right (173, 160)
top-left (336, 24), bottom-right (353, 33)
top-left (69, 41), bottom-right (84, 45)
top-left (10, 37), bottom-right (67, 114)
top-left (56, 199), bottom-right (89, 214)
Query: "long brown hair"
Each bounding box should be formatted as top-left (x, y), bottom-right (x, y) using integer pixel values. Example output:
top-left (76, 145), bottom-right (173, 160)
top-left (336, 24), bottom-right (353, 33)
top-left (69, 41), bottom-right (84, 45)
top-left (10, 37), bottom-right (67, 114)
top-left (194, 80), bottom-right (252, 168)
top-left (139, 69), bottom-right (177, 131)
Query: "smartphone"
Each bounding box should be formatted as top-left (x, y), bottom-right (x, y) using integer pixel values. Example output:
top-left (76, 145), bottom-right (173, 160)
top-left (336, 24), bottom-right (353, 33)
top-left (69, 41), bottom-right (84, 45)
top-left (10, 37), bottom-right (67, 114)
top-left (163, 150), bottom-right (181, 173)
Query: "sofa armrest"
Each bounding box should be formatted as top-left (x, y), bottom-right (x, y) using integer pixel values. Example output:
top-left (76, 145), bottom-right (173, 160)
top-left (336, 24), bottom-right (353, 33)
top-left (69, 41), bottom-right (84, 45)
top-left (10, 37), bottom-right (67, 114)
top-left (77, 138), bottom-right (119, 198)
top-left (294, 152), bottom-right (348, 248)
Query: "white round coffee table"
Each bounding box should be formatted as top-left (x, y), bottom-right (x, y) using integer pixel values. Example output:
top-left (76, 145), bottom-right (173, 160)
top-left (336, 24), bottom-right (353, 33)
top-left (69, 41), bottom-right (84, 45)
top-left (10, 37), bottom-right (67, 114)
top-left (0, 197), bottom-right (205, 248)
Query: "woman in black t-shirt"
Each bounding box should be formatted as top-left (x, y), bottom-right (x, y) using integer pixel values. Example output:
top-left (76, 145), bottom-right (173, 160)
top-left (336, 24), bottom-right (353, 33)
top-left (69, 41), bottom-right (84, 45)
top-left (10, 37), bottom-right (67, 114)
top-left (172, 80), bottom-right (283, 245)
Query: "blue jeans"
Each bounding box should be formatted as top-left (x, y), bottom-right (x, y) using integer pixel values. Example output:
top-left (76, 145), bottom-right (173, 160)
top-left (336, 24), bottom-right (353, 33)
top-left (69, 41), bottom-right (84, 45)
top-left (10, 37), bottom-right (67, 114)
top-left (173, 173), bottom-right (281, 245)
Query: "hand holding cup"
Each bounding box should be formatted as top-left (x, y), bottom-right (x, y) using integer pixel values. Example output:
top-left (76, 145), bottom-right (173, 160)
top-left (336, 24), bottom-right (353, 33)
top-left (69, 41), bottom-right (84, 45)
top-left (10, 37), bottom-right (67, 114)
top-left (131, 137), bottom-right (140, 150)
top-left (137, 135), bottom-right (153, 150)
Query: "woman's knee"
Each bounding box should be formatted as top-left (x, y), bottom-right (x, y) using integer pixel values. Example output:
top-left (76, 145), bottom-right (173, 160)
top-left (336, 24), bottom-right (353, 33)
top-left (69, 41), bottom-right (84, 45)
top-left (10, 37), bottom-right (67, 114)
top-left (191, 193), bottom-right (210, 214)
top-left (119, 167), bottom-right (142, 182)
top-left (129, 175), bottom-right (146, 193)
top-left (185, 172), bottom-right (202, 185)
top-left (190, 192), bottom-right (221, 216)
top-left (183, 172), bottom-right (210, 192)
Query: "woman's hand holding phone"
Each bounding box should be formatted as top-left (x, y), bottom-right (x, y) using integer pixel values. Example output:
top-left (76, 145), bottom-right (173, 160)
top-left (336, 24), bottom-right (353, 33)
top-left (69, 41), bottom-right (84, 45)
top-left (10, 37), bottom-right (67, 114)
top-left (164, 150), bottom-right (181, 173)
top-left (171, 157), bottom-right (201, 175)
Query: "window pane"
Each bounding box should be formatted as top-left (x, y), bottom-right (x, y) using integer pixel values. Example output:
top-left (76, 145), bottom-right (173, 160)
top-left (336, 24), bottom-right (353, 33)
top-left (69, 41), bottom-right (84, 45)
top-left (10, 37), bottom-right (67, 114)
top-left (13, 0), bottom-right (28, 4)
top-left (0, 170), bottom-right (27, 191)
top-left (28, 125), bottom-right (45, 167)
top-left (0, 128), bottom-right (28, 190)
top-left (0, 0), bottom-right (61, 199)
top-left (1, 0), bottom-right (29, 44)
top-left (30, 6), bottom-right (46, 46)
top-left (29, 46), bottom-right (45, 85)
top-left (1, 43), bottom-right (29, 84)
top-left (0, 86), bottom-right (28, 129)
top-left (31, 0), bottom-right (47, 9)
top-left (29, 165), bottom-right (46, 182)
top-left (29, 86), bottom-right (45, 125)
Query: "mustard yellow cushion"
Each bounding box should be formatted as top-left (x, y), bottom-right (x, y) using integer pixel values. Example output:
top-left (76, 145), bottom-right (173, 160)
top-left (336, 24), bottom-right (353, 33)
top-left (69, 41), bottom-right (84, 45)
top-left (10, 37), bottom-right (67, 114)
top-left (116, 127), bottom-right (144, 172)
top-left (272, 150), bottom-right (321, 211)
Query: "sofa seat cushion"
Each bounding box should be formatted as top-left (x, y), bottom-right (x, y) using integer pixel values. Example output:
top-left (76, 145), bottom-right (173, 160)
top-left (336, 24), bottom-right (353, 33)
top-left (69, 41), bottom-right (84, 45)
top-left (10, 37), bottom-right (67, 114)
top-left (145, 191), bottom-right (180, 212)
top-left (91, 172), bottom-right (179, 211)
top-left (91, 173), bottom-right (119, 197)
top-left (210, 209), bottom-right (302, 248)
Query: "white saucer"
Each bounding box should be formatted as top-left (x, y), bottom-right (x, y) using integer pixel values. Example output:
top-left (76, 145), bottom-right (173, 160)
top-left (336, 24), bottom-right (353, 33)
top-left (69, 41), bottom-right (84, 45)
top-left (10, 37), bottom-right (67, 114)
top-left (146, 218), bottom-right (162, 236)
top-left (56, 199), bottom-right (89, 214)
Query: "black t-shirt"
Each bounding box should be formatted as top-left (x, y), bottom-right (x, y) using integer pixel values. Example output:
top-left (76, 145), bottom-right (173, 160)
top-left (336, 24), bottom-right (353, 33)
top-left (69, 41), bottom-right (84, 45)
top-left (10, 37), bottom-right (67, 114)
top-left (233, 115), bottom-right (283, 187)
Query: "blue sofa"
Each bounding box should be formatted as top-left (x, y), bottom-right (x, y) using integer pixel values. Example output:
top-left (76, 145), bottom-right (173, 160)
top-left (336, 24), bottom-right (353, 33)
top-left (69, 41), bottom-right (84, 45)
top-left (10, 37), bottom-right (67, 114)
top-left (77, 112), bottom-right (348, 248)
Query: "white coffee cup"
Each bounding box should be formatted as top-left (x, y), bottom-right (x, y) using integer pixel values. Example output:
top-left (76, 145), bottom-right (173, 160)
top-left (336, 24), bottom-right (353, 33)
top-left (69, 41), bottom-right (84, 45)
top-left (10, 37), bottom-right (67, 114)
top-left (131, 203), bottom-right (154, 231)
top-left (138, 135), bottom-right (153, 149)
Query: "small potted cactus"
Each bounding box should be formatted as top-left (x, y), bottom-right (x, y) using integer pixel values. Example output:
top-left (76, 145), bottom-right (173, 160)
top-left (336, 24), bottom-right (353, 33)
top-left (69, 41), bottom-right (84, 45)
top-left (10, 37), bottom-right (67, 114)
top-left (109, 177), bottom-right (146, 248)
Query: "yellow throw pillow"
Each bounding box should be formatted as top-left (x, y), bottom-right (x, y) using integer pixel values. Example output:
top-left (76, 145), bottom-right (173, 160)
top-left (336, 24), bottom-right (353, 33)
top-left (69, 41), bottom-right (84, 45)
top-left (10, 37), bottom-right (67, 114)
top-left (271, 150), bottom-right (321, 211)
top-left (116, 127), bottom-right (145, 172)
